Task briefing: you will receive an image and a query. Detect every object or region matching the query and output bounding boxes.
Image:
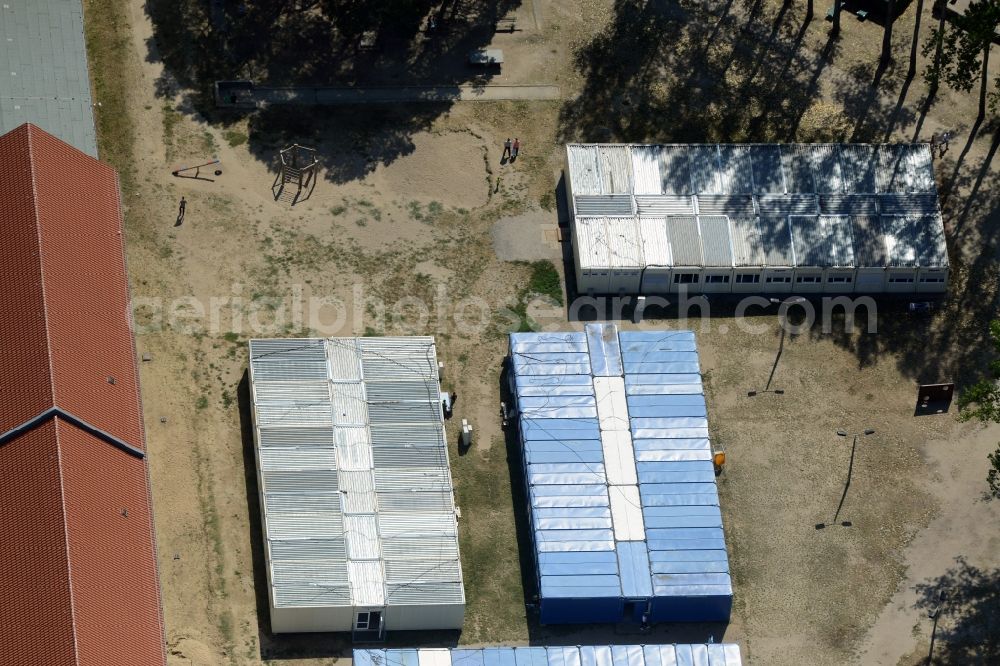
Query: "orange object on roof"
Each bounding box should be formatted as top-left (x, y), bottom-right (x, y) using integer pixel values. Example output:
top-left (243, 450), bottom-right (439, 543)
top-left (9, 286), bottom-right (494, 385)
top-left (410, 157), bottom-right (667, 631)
top-left (0, 124), bottom-right (166, 666)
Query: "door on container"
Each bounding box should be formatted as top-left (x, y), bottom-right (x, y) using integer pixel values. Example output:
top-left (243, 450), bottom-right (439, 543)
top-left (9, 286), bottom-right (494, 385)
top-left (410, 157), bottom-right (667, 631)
top-left (623, 599), bottom-right (651, 624)
top-left (353, 609), bottom-right (385, 641)
top-left (855, 271), bottom-right (884, 293)
top-left (640, 268), bottom-right (671, 295)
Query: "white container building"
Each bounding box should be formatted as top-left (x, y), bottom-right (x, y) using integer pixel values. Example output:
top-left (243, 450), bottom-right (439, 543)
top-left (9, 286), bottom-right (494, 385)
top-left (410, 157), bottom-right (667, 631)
top-left (565, 143), bottom-right (949, 296)
top-left (248, 337), bottom-right (465, 637)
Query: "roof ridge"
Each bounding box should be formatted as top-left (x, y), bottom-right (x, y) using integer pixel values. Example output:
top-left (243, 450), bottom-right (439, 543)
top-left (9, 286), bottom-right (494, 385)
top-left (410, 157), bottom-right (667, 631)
top-left (51, 416), bottom-right (82, 665)
top-left (0, 406), bottom-right (145, 459)
top-left (24, 124), bottom-right (59, 416)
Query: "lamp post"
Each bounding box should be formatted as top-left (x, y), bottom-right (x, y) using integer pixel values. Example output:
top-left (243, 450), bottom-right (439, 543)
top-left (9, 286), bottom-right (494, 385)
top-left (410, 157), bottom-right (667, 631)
top-left (748, 297), bottom-right (806, 397)
top-left (815, 428), bottom-right (875, 529)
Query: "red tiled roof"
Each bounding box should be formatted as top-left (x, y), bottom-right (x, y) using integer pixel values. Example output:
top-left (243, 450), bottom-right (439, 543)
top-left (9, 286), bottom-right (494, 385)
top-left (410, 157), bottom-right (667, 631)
top-left (0, 123), bottom-right (144, 445)
top-left (0, 124), bottom-right (166, 666)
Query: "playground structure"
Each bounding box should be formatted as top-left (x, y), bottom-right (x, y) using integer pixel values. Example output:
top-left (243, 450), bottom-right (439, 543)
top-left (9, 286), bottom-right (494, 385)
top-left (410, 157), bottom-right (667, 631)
top-left (272, 144), bottom-right (319, 205)
top-left (172, 158), bottom-right (222, 180)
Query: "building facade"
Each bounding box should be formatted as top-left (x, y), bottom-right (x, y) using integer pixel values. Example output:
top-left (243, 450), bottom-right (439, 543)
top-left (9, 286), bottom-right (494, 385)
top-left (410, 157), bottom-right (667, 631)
top-left (248, 336), bottom-right (464, 636)
top-left (566, 143), bottom-right (949, 296)
top-left (508, 324), bottom-right (732, 624)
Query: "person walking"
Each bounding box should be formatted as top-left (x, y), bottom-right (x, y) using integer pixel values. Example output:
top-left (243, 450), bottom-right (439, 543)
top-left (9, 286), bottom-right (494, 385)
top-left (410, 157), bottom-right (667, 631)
top-left (512, 138), bottom-right (520, 160)
top-left (502, 138), bottom-right (512, 161)
top-left (939, 130), bottom-right (953, 156)
top-left (176, 196), bottom-right (187, 226)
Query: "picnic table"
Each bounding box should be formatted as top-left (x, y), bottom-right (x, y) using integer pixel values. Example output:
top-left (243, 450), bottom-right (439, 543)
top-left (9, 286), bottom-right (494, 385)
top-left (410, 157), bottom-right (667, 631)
top-left (468, 48), bottom-right (504, 66)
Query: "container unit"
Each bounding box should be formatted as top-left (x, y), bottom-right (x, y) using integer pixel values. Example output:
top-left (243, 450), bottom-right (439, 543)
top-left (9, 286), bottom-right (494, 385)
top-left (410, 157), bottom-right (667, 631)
top-left (638, 217), bottom-right (673, 294)
top-left (249, 337), bottom-right (464, 636)
top-left (619, 331), bottom-right (732, 623)
top-left (356, 645), bottom-right (743, 666)
top-left (666, 216), bottom-right (704, 293)
top-left (508, 324), bottom-right (732, 625)
top-left (564, 143), bottom-right (949, 295)
top-left (757, 216), bottom-right (795, 292)
top-left (574, 217), bottom-right (612, 295)
top-left (697, 216), bottom-right (735, 292)
top-left (729, 217), bottom-right (767, 292)
top-left (851, 216), bottom-right (889, 293)
top-left (882, 215), bottom-right (921, 292)
top-left (790, 214), bottom-right (857, 293)
top-left (606, 216), bottom-right (645, 294)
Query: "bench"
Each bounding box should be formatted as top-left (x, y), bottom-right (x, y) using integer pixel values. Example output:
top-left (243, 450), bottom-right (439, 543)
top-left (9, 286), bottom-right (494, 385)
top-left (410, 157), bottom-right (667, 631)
top-left (495, 17), bottom-right (517, 33)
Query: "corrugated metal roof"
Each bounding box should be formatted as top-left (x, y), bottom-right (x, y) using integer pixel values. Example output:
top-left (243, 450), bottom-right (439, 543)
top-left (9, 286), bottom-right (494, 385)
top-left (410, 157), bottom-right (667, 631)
top-left (688, 145), bottom-right (722, 193)
top-left (576, 194), bottom-right (634, 217)
top-left (698, 216), bottom-right (734, 267)
top-left (605, 217), bottom-right (644, 269)
top-left (249, 336), bottom-right (463, 614)
top-left (511, 326), bottom-right (731, 623)
top-left (758, 216), bottom-right (795, 266)
top-left (566, 143), bottom-right (945, 275)
top-left (359, 640), bottom-right (740, 663)
top-left (638, 218), bottom-right (672, 266)
top-left (717, 145), bottom-right (753, 194)
top-left (631, 146), bottom-right (662, 195)
top-left (882, 215), bottom-right (949, 267)
top-left (568, 144), bottom-right (601, 195)
top-left (851, 216), bottom-right (888, 266)
top-left (791, 215), bottom-right (855, 267)
top-left (575, 217), bottom-right (609, 270)
top-left (658, 146), bottom-right (692, 194)
top-left (599, 145), bottom-right (634, 193)
top-left (667, 216), bottom-right (703, 266)
top-left (728, 217), bottom-right (766, 267)
top-left (635, 195), bottom-right (694, 216)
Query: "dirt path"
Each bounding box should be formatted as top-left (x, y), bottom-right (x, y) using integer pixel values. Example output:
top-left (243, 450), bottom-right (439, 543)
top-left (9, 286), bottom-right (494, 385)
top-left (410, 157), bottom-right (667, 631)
top-left (251, 84), bottom-right (562, 106)
top-left (858, 422), bottom-right (1000, 664)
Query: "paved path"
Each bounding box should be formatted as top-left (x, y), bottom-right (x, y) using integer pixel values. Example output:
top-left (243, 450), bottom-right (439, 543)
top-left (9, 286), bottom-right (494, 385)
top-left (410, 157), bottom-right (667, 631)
top-left (252, 84), bottom-right (560, 106)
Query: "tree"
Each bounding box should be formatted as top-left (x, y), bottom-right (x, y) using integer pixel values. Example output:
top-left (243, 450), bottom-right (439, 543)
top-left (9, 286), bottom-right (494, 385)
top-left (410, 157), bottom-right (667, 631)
top-left (957, 319), bottom-right (1000, 499)
top-left (882, 0), bottom-right (898, 66)
top-left (832, 0), bottom-right (842, 37)
top-left (922, 0), bottom-right (1000, 120)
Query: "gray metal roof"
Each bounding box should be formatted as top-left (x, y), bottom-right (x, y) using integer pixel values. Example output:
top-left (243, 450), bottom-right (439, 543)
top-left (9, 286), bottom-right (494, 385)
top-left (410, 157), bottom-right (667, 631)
top-left (568, 143), bottom-right (947, 270)
top-left (0, 0), bottom-right (97, 156)
top-left (698, 216), bottom-right (734, 267)
top-left (249, 337), bottom-right (464, 611)
top-left (667, 216), bottom-right (703, 266)
top-left (729, 217), bottom-right (767, 267)
top-left (357, 645), bottom-right (744, 666)
top-left (791, 215), bottom-right (855, 267)
top-left (882, 215), bottom-right (949, 267)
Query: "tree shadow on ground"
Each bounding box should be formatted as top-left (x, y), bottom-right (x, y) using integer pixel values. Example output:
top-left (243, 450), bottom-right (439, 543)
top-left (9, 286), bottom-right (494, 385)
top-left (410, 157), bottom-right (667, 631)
top-left (913, 557), bottom-right (1000, 663)
top-left (559, 0), bottom-right (999, 389)
top-left (822, 125), bottom-right (1000, 389)
top-left (555, 0), bottom-right (875, 144)
top-left (145, 0), bottom-right (520, 183)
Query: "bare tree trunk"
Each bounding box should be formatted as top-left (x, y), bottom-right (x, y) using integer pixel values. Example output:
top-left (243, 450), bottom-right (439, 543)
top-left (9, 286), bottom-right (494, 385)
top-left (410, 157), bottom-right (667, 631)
top-left (882, 0), bottom-right (896, 65)
top-left (929, 4), bottom-right (947, 98)
top-left (909, 0), bottom-right (925, 78)
top-left (978, 44), bottom-right (991, 121)
top-left (833, 0), bottom-right (842, 36)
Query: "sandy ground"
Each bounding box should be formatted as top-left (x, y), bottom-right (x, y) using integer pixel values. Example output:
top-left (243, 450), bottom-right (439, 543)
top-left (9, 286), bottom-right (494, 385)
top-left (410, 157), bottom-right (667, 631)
top-left (858, 422), bottom-right (1000, 664)
top-left (101, 0), bottom-right (1000, 664)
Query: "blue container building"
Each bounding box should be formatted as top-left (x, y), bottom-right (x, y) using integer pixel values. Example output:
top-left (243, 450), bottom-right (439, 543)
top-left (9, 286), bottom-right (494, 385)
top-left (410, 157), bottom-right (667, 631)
top-left (355, 645), bottom-right (742, 666)
top-left (507, 324), bottom-right (732, 624)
